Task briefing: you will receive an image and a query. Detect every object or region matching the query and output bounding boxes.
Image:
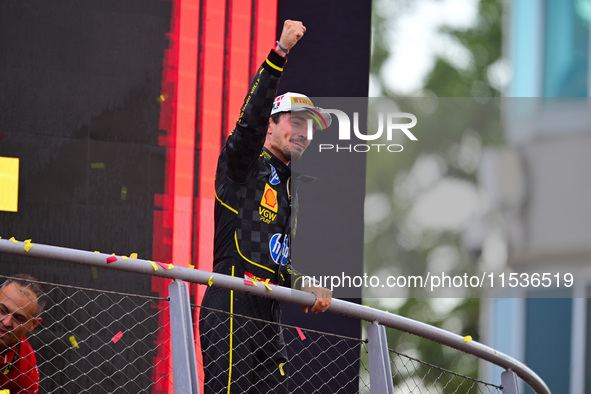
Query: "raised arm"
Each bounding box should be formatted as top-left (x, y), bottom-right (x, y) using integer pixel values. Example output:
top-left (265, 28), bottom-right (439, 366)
top-left (223, 20), bottom-right (306, 181)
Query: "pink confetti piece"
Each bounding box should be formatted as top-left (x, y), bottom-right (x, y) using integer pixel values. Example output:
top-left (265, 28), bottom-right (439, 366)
top-left (112, 331), bottom-right (123, 343)
top-left (244, 280), bottom-right (256, 286)
top-left (106, 256), bottom-right (117, 264)
top-left (155, 261), bottom-right (170, 270)
top-left (296, 327), bottom-right (306, 341)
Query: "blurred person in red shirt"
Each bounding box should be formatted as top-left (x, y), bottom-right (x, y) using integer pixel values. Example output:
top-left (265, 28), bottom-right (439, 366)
top-left (0, 274), bottom-right (45, 394)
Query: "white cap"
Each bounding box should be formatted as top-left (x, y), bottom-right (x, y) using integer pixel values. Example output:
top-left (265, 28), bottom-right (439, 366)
top-left (271, 92), bottom-right (332, 130)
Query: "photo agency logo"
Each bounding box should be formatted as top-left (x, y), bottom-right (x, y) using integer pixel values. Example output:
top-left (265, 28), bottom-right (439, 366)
top-left (307, 108), bottom-right (418, 153)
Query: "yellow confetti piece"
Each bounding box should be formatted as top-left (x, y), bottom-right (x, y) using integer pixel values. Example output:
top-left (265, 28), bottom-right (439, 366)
top-left (94, 251), bottom-right (100, 253)
top-left (121, 186), bottom-right (127, 200)
top-left (188, 264), bottom-right (195, 269)
top-left (158, 94), bottom-right (168, 102)
top-left (69, 335), bottom-right (80, 349)
top-left (263, 278), bottom-right (273, 291)
top-left (90, 162), bottom-right (105, 169)
top-left (208, 275), bottom-right (214, 286)
top-left (24, 239), bottom-right (32, 243)
top-left (1, 389), bottom-right (10, 394)
top-left (463, 336), bottom-right (473, 343)
top-left (9, 237), bottom-right (18, 244)
top-left (24, 243), bottom-right (33, 252)
top-left (166, 264), bottom-right (174, 270)
top-left (278, 362), bottom-right (285, 376)
top-left (149, 260), bottom-right (159, 271)
top-left (130, 253), bottom-right (138, 259)
top-left (91, 267), bottom-right (98, 279)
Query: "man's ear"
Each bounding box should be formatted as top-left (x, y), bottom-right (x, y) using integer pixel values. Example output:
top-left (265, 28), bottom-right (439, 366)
top-left (28, 316), bottom-right (41, 331)
top-left (267, 119), bottom-right (274, 136)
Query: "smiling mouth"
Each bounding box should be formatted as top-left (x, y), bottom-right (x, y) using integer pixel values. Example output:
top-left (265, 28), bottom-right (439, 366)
top-left (291, 139), bottom-right (306, 149)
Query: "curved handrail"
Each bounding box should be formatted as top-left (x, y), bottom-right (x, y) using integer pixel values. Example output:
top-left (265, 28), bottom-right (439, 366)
top-left (0, 239), bottom-right (550, 393)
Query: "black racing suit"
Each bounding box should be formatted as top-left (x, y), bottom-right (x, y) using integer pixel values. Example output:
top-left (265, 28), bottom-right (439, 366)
top-left (199, 49), bottom-right (304, 394)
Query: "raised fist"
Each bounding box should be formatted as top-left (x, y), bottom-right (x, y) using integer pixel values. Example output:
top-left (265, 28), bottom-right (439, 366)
top-left (276, 19), bottom-right (306, 55)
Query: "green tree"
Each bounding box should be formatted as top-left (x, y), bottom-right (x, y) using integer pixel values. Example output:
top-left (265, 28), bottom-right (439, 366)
top-left (366, 0), bottom-right (505, 386)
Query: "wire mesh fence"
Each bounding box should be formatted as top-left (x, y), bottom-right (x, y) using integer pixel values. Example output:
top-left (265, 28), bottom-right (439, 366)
top-left (196, 303), bottom-right (370, 393)
top-left (0, 263), bottom-right (525, 394)
top-left (285, 326), bottom-right (370, 394)
top-left (387, 346), bottom-right (502, 394)
top-left (0, 274), bottom-right (173, 393)
top-left (353, 331), bottom-right (502, 394)
top-left (2, 273), bottom-right (371, 393)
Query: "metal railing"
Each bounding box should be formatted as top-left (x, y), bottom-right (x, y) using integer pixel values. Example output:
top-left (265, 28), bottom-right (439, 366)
top-left (0, 238), bottom-right (550, 393)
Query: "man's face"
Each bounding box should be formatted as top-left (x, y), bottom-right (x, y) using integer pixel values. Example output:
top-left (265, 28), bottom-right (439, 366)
top-left (266, 112), bottom-right (313, 164)
top-left (0, 283), bottom-right (41, 349)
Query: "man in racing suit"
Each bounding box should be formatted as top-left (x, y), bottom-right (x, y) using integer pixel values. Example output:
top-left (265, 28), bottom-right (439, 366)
top-left (199, 20), bottom-right (332, 393)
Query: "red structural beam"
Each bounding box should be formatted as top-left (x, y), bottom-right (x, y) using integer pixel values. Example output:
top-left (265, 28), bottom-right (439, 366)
top-left (155, 0), bottom-right (278, 391)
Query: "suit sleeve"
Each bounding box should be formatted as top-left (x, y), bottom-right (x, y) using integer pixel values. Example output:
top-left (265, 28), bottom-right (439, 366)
top-left (222, 50), bottom-right (287, 182)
